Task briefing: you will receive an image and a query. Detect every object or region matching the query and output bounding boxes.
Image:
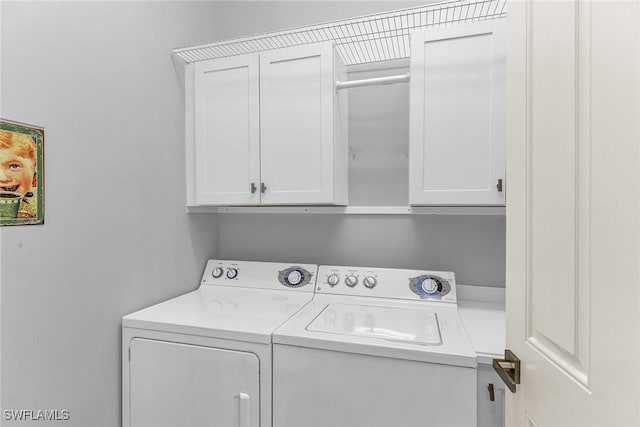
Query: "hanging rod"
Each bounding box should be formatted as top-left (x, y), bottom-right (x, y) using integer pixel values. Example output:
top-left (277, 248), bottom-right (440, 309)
top-left (336, 73), bottom-right (410, 91)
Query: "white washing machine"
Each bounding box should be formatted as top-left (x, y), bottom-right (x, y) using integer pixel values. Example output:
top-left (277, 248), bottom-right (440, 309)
top-left (272, 264), bottom-right (478, 427)
top-left (122, 260), bottom-right (317, 427)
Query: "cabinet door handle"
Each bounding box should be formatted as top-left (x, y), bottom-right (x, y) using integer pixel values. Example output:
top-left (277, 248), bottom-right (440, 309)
top-left (250, 183), bottom-right (257, 194)
top-left (497, 179), bottom-right (504, 192)
top-left (260, 183), bottom-right (267, 193)
top-left (488, 383), bottom-right (495, 402)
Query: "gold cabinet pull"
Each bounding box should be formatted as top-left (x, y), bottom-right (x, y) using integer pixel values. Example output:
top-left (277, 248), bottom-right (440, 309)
top-left (497, 179), bottom-right (504, 192)
top-left (488, 383), bottom-right (495, 402)
top-left (492, 349), bottom-right (521, 393)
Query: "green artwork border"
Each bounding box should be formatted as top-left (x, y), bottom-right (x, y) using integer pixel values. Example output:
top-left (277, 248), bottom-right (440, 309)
top-left (0, 119), bottom-right (45, 226)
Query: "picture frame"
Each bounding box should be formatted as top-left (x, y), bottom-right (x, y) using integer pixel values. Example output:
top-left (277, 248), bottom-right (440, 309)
top-left (0, 119), bottom-right (45, 226)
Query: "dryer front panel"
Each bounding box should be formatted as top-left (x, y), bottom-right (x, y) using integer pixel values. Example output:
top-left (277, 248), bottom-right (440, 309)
top-left (128, 338), bottom-right (259, 427)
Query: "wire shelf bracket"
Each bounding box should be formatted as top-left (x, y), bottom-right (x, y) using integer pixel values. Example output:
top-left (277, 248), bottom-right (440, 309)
top-left (172, 0), bottom-right (507, 66)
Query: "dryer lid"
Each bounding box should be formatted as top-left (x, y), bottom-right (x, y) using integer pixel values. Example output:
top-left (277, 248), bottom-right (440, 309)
top-left (123, 287), bottom-right (314, 344)
top-left (306, 303), bottom-right (442, 346)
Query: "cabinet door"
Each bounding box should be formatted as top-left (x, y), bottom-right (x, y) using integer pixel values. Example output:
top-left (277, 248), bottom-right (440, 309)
top-left (409, 21), bottom-right (505, 205)
top-left (477, 365), bottom-right (505, 427)
top-left (128, 338), bottom-right (260, 427)
top-left (259, 42), bottom-right (340, 205)
top-left (194, 55), bottom-right (260, 205)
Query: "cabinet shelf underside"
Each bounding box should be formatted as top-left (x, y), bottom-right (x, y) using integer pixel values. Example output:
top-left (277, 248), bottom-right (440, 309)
top-left (187, 206), bottom-right (506, 215)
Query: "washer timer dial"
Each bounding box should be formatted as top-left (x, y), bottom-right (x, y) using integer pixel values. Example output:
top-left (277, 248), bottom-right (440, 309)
top-left (408, 275), bottom-right (452, 299)
top-left (420, 278), bottom-right (439, 294)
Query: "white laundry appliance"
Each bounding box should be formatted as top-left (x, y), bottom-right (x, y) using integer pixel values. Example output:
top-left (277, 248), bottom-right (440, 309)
top-left (122, 260), bottom-right (317, 427)
top-left (272, 264), bottom-right (478, 427)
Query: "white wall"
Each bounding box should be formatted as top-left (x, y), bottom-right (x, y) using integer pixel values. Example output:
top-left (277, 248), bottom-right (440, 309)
top-left (218, 214), bottom-right (505, 287)
top-left (214, 1), bottom-right (506, 288)
top-left (0, 2), bottom-right (220, 425)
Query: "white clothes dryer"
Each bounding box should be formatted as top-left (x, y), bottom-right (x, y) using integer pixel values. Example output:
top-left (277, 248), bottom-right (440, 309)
top-left (272, 264), bottom-right (477, 427)
top-left (122, 260), bottom-right (317, 427)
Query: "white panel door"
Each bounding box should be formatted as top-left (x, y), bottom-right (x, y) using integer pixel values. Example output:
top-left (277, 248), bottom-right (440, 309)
top-left (194, 55), bottom-right (260, 205)
top-left (128, 339), bottom-right (260, 427)
top-left (259, 42), bottom-right (336, 205)
top-left (409, 21), bottom-right (505, 206)
top-left (505, 1), bottom-right (639, 425)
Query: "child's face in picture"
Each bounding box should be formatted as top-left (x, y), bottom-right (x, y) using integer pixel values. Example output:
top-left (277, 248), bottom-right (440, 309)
top-left (0, 148), bottom-right (36, 195)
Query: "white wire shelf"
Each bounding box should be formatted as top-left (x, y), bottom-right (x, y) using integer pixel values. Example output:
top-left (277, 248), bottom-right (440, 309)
top-left (173, 0), bottom-right (507, 66)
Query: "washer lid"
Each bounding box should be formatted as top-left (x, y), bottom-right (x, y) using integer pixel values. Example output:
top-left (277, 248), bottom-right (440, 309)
top-left (123, 286), bottom-right (314, 344)
top-left (306, 303), bottom-right (442, 346)
top-left (273, 295), bottom-right (477, 367)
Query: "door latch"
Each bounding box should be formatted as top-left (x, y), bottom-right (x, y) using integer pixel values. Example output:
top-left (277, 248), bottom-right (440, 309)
top-left (493, 349), bottom-right (521, 393)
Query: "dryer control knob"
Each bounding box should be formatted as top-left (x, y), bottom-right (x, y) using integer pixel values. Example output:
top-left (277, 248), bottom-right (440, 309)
top-left (363, 276), bottom-right (377, 289)
top-left (212, 267), bottom-right (224, 278)
top-left (327, 274), bottom-right (340, 286)
top-left (286, 270), bottom-right (303, 286)
top-left (226, 268), bottom-right (239, 280)
top-left (420, 278), bottom-right (439, 294)
top-left (345, 275), bottom-right (358, 287)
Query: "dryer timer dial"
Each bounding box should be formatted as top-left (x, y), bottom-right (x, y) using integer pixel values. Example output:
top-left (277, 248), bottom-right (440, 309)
top-left (278, 266), bottom-right (313, 288)
top-left (286, 270), bottom-right (303, 286)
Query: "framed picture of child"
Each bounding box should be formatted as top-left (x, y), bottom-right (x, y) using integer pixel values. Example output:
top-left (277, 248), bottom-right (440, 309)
top-left (0, 119), bottom-right (44, 226)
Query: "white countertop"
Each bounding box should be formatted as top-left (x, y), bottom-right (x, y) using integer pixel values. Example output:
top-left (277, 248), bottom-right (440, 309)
top-left (457, 285), bottom-right (505, 365)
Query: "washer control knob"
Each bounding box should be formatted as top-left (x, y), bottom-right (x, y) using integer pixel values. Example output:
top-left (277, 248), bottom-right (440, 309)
top-left (212, 267), bottom-right (224, 278)
top-left (420, 278), bottom-right (439, 294)
top-left (363, 276), bottom-right (377, 289)
top-left (226, 268), bottom-right (239, 280)
top-left (286, 269), bottom-right (303, 286)
top-left (345, 275), bottom-right (358, 287)
top-left (327, 274), bottom-right (340, 286)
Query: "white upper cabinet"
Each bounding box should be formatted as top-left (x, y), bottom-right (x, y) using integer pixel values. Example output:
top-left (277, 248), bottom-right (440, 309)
top-left (409, 21), bottom-right (506, 206)
top-left (187, 42), bottom-right (348, 207)
top-left (193, 55), bottom-right (260, 205)
top-left (260, 43), bottom-right (347, 205)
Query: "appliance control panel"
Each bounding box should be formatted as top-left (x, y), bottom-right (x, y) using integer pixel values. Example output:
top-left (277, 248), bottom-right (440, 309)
top-left (201, 260), bottom-right (317, 292)
top-left (316, 265), bottom-right (457, 303)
